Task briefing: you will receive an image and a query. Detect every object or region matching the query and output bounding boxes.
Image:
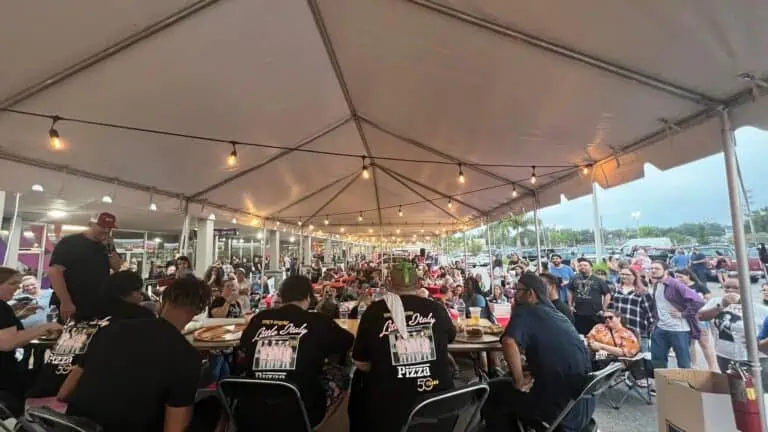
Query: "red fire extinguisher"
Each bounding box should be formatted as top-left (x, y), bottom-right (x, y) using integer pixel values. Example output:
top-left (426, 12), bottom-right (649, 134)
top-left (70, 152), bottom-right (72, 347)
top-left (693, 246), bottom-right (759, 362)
top-left (727, 361), bottom-right (762, 432)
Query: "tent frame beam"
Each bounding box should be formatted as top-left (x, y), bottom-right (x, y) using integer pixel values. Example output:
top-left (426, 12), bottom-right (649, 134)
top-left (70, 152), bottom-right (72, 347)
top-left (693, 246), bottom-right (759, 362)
top-left (486, 82), bottom-right (764, 218)
top-left (375, 163), bottom-right (485, 215)
top-left (407, 0), bottom-right (721, 107)
top-left (375, 165), bottom-right (462, 223)
top-left (359, 115), bottom-right (533, 193)
top-left (268, 171), bottom-right (359, 217)
top-left (0, 146), bottom-right (261, 220)
top-left (189, 116), bottom-right (352, 199)
top-left (0, 0), bottom-right (223, 109)
top-left (303, 174), bottom-right (360, 227)
top-left (307, 0), bottom-right (384, 228)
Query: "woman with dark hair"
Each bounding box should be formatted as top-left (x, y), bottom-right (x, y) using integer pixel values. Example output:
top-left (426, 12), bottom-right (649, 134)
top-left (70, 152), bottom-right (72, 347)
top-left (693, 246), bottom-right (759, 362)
top-left (610, 267), bottom-right (655, 352)
top-left (675, 268), bottom-right (717, 371)
top-left (0, 267), bottom-right (62, 415)
top-left (463, 277), bottom-right (489, 319)
top-left (204, 265), bottom-right (225, 296)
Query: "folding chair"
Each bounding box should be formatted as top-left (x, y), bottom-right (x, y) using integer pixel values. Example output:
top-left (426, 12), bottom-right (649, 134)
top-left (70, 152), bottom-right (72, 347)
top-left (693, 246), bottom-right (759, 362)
top-left (516, 362), bottom-right (623, 432)
top-left (604, 351), bottom-right (653, 408)
top-left (400, 383), bottom-right (489, 432)
top-left (0, 402), bottom-right (13, 432)
top-left (217, 378), bottom-right (313, 432)
top-left (18, 407), bottom-right (102, 432)
top-left (543, 362), bottom-right (623, 432)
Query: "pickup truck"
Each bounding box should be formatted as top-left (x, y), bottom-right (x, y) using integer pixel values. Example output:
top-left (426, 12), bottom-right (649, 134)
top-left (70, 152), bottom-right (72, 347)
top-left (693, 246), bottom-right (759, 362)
top-left (728, 247), bottom-right (765, 283)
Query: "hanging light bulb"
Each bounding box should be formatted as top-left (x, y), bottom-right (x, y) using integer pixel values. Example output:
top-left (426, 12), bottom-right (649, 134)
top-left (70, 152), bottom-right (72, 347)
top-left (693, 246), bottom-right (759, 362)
top-left (308, 224), bottom-right (314, 231)
top-left (447, 199), bottom-right (453, 209)
top-left (396, 228), bottom-right (401, 234)
top-left (101, 194), bottom-right (113, 204)
top-left (31, 184), bottom-right (44, 192)
top-left (358, 212), bottom-right (363, 222)
top-left (398, 206), bottom-right (403, 217)
top-left (226, 141), bottom-right (238, 167)
top-left (208, 213), bottom-right (216, 221)
top-left (458, 164), bottom-right (465, 184)
top-left (231, 216), bottom-right (237, 224)
top-left (368, 228), bottom-right (373, 233)
top-left (340, 227), bottom-right (345, 233)
top-left (48, 116), bottom-right (62, 151)
top-left (512, 184), bottom-right (518, 198)
top-left (149, 202), bottom-right (158, 211)
top-left (361, 156), bottom-right (370, 179)
top-left (324, 216), bottom-right (329, 225)
top-left (530, 166), bottom-right (537, 184)
top-left (582, 165), bottom-right (590, 175)
top-left (297, 219), bottom-right (302, 226)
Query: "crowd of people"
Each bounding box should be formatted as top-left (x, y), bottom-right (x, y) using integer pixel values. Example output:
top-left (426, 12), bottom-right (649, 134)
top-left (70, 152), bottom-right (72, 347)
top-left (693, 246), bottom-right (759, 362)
top-left (3, 211), bottom-right (768, 431)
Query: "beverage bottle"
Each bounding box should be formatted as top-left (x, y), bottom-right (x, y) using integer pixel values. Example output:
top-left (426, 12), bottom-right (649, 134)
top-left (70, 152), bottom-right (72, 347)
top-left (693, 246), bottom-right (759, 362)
top-left (455, 299), bottom-right (466, 324)
top-left (47, 305), bottom-right (59, 324)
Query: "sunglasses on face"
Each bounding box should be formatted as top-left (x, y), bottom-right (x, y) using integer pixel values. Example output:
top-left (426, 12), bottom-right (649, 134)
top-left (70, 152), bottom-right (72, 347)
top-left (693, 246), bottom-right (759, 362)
top-left (604, 315), bottom-right (616, 321)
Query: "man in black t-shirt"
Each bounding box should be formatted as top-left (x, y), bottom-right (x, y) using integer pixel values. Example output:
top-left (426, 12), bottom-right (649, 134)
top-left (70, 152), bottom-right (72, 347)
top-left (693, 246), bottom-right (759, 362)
top-left (483, 273), bottom-right (593, 431)
top-left (568, 258), bottom-right (611, 335)
top-left (352, 262), bottom-right (456, 432)
top-left (48, 212), bottom-right (122, 321)
top-left (240, 275), bottom-right (353, 428)
top-left (60, 278), bottom-right (212, 432)
top-left (28, 271), bottom-right (155, 399)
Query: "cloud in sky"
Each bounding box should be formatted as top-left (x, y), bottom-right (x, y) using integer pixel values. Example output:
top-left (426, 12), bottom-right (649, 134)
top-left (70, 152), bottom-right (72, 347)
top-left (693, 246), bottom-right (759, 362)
top-left (537, 126), bottom-right (768, 230)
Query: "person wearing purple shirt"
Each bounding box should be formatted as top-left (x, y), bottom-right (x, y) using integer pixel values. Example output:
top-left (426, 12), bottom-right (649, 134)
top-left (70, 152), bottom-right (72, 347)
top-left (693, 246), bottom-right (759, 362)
top-left (648, 261), bottom-right (704, 369)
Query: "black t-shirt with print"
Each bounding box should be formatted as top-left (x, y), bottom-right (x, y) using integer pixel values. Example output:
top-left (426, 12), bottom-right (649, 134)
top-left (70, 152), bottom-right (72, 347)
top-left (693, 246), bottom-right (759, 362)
top-left (504, 303), bottom-right (592, 426)
top-left (352, 295), bottom-right (456, 432)
top-left (49, 233), bottom-right (111, 319)
top-left (240, 304), bottom-right (354, 426)
top-left (27, 298), bottom-right (154, 398)
top-left (567, 274), bottom-right (610, 317)
top-left (0, 301), bottom-right (24, 399)
top-left (67, 318), bottom-right (201, 432)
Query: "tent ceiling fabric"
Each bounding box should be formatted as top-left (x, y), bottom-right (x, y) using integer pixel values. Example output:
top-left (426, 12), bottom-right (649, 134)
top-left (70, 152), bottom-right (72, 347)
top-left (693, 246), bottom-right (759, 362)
top-left (0, 0), bottom-right (767, 238)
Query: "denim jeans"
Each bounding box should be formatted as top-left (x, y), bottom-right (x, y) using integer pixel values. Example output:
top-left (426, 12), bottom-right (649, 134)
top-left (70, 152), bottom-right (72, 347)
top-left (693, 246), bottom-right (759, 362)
top-left (209, 354), bottom-right (231, 382)
top-left (651, 328), bottom-right (692, 369)
top-left (639, 336), bottom-right (651, 353)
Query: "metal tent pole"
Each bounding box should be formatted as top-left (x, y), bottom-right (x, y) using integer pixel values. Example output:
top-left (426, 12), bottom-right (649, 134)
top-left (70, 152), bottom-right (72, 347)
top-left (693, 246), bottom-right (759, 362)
top-left (463, 230), bottom-right (469, 276)
top-left (533, 194), bottom-right (543, 273)
top-left (3, 192), bottom-right (20, 266)
top-left (179, 201), bottom-right (190, 257)
top-left (721, 109), bottom-right (767, 432)
top-left (485, 217), bottom-right (493, 281)
top-left (592, 183), bottom-right (604, 264)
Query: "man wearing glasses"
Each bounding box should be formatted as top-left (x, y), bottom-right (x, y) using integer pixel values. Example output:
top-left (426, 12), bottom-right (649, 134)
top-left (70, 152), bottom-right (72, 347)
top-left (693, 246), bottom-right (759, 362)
top-left (648, 261), bottom-right (703, 369)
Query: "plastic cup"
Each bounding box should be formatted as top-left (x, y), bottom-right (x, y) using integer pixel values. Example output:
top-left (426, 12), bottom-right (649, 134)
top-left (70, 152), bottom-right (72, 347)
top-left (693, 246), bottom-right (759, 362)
top-left (469, 307), bottom-right (481, 325)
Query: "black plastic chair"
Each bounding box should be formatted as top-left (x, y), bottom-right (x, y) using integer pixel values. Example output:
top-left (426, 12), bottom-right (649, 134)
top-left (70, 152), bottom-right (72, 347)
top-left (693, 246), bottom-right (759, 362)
top-left (400, 383), bottom-right (489, 432)
top-left (18, 407), bottom-right (102, 432)
top-left (217, 378), bottom-right (313, 432)
top-left (537, 362), bottom-right (624, 432)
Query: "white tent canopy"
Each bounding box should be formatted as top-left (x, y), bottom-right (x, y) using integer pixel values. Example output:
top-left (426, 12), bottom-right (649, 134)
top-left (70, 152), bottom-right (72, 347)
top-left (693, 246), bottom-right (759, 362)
top-left (1, 0), bottom-right (767, 238)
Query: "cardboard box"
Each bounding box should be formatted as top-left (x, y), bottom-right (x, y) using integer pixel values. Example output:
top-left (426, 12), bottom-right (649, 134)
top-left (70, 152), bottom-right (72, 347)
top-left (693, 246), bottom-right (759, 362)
top-left (655, 369), bottom-right (738, 432)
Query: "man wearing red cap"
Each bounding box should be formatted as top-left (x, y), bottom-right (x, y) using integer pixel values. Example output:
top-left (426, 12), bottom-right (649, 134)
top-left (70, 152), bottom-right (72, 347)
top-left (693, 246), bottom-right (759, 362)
top-left (48, 212), bottom-right (122, 321)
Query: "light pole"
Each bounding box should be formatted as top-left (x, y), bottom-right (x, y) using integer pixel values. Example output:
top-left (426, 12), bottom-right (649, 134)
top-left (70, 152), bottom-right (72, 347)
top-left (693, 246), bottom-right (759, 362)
top-left (631, 211), bottom-right (641, 237)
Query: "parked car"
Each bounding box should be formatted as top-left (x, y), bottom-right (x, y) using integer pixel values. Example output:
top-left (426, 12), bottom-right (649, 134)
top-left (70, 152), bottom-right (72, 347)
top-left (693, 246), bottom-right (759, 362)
top-left (576, 245), bottom-right (598, 263)
top-left (727, 248), bottom-right (765, 283)
top-left (475, 254), bottom-right (491, 267)
top-left (629, 247), bottom-right (675, 263)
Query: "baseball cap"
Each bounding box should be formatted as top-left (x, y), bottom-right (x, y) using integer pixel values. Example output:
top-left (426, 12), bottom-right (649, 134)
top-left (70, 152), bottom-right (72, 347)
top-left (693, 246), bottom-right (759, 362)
top-left (90, 212), bottom-right (118, 229)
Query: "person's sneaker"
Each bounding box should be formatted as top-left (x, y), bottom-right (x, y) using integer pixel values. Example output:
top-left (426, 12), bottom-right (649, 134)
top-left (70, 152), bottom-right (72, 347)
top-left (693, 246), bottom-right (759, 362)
top-left (649, 386), bottom-right (656, 397)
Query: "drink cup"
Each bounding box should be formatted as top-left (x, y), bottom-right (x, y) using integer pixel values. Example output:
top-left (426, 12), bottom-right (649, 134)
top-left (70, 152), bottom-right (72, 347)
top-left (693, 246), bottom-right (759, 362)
top-left (469, 307), bottom-right (481, 325)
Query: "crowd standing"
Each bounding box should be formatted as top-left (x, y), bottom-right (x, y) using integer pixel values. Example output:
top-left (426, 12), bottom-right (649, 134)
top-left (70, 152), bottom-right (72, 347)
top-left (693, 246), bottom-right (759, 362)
top-left (4, 220), bottom-right (768, 431)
